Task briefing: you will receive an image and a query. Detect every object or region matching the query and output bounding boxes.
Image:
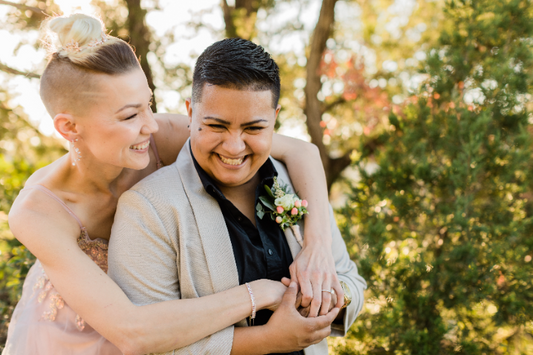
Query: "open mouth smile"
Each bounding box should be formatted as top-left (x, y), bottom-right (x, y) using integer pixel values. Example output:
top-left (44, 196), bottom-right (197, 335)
top-left (130, 140), bottom-right (150, 151)
top-left (218, 154), bottom-right (247, 166)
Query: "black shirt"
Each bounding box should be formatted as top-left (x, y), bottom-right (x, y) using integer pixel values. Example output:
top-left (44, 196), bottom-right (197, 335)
top-left (192, 151), bottom-right (304, 355)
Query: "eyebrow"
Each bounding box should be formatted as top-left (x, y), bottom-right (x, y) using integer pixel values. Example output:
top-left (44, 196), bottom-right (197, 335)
top-left (115, 94), bottom-right (154, 114)
top-left (203, 116), bottom-right (269, 127)
top-left (115, 103), bottom-right (142, 114)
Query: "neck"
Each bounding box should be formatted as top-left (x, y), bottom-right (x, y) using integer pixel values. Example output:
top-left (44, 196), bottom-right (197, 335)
top-left (218, 173), bottom-right (260, 202)
top-left (219, 173), bottom-right (261, 226)
top-left (62, 151), bottom-right (139, 197)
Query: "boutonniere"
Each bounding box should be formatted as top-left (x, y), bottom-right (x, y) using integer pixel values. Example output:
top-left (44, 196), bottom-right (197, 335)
top-left (256, 177), bottom-right (308, 247)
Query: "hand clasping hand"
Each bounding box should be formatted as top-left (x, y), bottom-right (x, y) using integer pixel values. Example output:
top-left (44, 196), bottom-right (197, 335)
top-left (289, 241), bottom-right (344, 317)
top-left (263, 282), bottom-right (339, 353)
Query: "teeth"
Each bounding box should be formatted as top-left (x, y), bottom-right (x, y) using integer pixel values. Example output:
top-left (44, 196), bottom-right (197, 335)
top-left (219, 155), bottom-right (244, 166)
top-left (130, 140), bottom-right (150, 150)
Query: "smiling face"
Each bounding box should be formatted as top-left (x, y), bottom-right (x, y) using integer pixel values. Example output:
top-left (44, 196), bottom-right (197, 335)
top-left (187, 84), bottom-right (280, 188)
top-left (73, 68), bottom-right (158, 170)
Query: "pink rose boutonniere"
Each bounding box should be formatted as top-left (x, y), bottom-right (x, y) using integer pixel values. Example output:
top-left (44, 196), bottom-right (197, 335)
top-left (256, 177), bottom-right (308, 247)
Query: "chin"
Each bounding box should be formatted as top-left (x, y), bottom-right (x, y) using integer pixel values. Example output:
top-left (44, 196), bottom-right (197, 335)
top-left (128, 158), bottom-right (151, 170)
top-left (213, 174), bottom-right (247, 187)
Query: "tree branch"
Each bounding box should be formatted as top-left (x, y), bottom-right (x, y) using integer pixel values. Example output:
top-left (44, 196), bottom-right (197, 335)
top-left (322, 96), bottom-right (346, 114)
top-left (221, 0), bottom-right (238, 38)
top-left (327, 150), bottom-right (353, 191)
top-left (0, 0), bottom-right (46, 20)
top-left (0, 62), bottom-right (40, 79)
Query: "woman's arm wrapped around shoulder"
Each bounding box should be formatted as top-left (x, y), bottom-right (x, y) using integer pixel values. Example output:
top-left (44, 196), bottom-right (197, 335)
top-left (270, 133), bottom-right (344, 317)
top-left (9, 187), bottom-right (286, 355)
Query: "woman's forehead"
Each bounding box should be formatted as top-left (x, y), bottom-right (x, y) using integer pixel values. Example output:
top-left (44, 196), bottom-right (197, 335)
top-left (92, 70), bottom-right (150, 109)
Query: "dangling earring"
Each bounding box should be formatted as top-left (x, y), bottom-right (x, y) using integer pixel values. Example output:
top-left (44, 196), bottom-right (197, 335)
top-left (71, 138), bottom-right (82, 166)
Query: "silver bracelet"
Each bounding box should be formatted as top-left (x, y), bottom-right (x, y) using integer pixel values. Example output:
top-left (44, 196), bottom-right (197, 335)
top-left (245, 282), bottom-right (256, 325)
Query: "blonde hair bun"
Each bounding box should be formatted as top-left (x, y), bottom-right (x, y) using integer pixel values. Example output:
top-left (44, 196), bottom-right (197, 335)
top-left (42, 13), bottom-right (118, 63)
top-left (49, 13), bottom-right (105, 47)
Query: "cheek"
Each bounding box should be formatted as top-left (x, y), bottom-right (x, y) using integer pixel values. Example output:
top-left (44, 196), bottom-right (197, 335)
top-left (249, 135), bottom-right (272, 156)
top-left (191, 133), bottom-right (214, 161)
top-left (100, 127), bottom-right (137, 152)
top-left (196, 131), bottom-right (220, 150)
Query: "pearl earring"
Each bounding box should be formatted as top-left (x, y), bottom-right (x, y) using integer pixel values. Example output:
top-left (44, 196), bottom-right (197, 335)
top-left (71, 139), bottom-right (82, 166)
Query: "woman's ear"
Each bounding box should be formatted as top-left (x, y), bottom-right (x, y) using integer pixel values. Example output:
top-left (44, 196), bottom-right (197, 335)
top-left (53, 113), bottom-right (78, 142)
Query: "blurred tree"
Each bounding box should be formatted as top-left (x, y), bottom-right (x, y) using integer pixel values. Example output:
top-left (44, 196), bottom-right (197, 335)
top-left (221, 0), bottom-right (275, 40)
top-left (124, 0), bottom-right (157, 111)
top-left (303, 0), bottom-right (443, 190)
top-left (0, 87), bottom-right (65, 346)
top-left (336, 0), bottom-right (533, 353)
top-left (303, 0), bottom-right (349, 188)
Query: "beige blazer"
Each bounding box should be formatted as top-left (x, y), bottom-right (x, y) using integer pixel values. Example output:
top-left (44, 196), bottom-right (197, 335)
top-left (108, 140), bottom-right (366, 355)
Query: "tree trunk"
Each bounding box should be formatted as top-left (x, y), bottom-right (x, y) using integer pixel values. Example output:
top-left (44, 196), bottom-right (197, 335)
top-left (304, 0), bottom-right (351, 190)
top-left (221, 0), bottom-right (258, 40)
top-left (221, 0), bottom-right (238, 38)
top-left (124, 0), bottom-right (157, 112)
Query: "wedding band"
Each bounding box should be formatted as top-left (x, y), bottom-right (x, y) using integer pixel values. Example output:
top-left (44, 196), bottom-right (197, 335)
top-left (322, 289), bottom-right (334, 294)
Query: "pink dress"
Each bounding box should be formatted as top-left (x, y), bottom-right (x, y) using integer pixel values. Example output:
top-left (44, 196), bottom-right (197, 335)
top-left (2, 136), bottom-right (164, 354)
top-left (1, 185), bottom-right (121, 354)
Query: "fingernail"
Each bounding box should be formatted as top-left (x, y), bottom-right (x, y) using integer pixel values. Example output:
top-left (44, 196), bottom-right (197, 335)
top-left (290, 281), bottom-right (297, 288)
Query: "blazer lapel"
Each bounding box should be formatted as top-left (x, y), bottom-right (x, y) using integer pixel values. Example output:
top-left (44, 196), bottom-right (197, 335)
top-left (176, 141), bottom-right (240, 294)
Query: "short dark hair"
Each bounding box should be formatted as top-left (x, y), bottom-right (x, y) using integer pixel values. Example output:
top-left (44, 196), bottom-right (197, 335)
top-left (192, 38), bottom-right (280, 108)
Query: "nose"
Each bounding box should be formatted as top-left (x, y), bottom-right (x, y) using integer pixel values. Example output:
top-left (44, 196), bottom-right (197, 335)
top-left (140, 108), bottom-right (159, 135)
top-left (222, 131), bottom-right (246, 156)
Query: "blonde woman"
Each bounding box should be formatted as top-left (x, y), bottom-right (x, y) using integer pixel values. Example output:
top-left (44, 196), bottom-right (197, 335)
top-left (3, 13), bottom-right (341, 355)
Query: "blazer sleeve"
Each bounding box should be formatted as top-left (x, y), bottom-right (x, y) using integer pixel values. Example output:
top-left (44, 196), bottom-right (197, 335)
top-left (328, 204), bottom-right (367, 337)
top-left (108, 189), bottom-right (180, 304)
top-left (108, 189), bottom-right (235, 355)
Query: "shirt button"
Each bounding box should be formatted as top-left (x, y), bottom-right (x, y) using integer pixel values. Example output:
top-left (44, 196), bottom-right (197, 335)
top-left (268, 249), bottom-right (273, 256)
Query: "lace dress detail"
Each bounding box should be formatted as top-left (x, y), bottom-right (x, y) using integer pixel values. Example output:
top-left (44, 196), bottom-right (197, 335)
top-left (30, 227), bottom-right (109, 332)
top-left (77, 227), bottom-right (109, 273)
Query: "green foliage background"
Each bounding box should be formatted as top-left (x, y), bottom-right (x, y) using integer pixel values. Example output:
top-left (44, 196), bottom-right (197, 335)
top-left (332, 0), bottom-right (533, 353)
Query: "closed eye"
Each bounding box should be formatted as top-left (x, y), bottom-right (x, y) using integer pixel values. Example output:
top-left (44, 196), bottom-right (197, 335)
top-left (208, 124), bottom-right (226, 129)
top-left (246, 126), bottom-right (265, 131)
top-left (125, 113), bottom-right (137, 120)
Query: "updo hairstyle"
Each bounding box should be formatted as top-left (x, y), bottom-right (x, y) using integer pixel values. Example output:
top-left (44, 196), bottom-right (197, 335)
top-left (40, 13), bottom-right (140, 117)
